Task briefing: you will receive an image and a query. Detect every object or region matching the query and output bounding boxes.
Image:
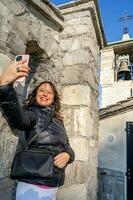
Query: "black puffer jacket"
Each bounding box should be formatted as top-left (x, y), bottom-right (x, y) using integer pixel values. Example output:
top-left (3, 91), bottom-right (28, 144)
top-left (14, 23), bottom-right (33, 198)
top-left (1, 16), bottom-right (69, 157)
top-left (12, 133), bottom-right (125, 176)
top-left (0, 84), bottom-right (75, 187)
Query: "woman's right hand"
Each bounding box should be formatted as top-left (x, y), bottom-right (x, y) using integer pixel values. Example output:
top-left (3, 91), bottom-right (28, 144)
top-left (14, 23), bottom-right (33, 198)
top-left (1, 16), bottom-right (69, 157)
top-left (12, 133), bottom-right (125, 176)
top-left (0, 60), bottom-right (30, 86)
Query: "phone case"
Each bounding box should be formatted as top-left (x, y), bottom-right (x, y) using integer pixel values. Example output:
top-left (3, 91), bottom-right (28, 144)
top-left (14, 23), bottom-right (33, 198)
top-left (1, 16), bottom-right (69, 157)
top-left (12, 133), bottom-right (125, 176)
top-left (15, 55), bottom-right (29, 83)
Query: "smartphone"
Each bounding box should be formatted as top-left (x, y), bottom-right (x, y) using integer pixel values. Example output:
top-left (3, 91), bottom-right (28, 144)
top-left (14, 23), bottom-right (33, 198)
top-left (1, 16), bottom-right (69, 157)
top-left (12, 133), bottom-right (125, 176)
top-left (15, 54), bottom-right (29, 83)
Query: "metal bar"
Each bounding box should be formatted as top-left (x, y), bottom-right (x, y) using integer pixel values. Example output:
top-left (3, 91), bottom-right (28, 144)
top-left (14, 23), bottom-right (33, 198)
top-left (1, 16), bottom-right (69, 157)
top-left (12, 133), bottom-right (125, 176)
top-left (119, 16), bottom-right (133, 21)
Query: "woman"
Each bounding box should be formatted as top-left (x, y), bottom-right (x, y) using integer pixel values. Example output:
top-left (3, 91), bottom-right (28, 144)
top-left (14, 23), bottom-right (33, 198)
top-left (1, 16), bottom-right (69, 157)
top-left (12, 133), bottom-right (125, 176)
top-left (0, 60), bottom-right (75, 200)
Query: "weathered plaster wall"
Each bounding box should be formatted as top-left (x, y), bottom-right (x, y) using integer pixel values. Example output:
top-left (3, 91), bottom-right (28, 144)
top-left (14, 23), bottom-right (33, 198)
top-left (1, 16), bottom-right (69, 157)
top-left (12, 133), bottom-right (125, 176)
top-left (98, 111), bottom-right (133, 200)
top-left (99, 112), bottom-right (130, 171)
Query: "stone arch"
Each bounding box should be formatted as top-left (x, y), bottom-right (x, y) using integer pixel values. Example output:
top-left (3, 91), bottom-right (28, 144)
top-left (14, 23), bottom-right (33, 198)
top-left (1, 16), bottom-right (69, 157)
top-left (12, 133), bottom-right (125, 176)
top-left (24, 39), bottom-right (59, 96)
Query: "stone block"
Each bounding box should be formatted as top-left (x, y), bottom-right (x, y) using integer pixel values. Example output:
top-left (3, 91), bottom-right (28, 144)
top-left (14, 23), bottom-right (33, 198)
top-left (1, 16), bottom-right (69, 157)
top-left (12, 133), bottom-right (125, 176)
top-left (88, 144), bottom-right (98, 167)
top-left (70, 38), bottom-right (81, 51)
top-left (61, 108), bottom-right (73, 137)
top-left (86, 171), bottom-right (97, 200)
top-left (0, 53), bottom-right (11, 75)
top-left (60, 37), bottom-right (81, 52)
top-left (61, 66), bottom-right (82, 84)
top-left (62, 24), bottom-right (90, 37)
top-left (61, 15), bottom-right (92, 38)
top-left (64, 163), bottom-right (75, 186)
top-left (0, 16), bottom-right (3, 26)
top-left (74, 107), bottom-right (92, 137)
top-left (82, 67), bottom-right (98, 90)
top-left (38, 28), bottom-right (59, 58)
top-left (6, 32), bottom-right (26, 55)
top-left (62, 50), bottom-right (90, 66)
top-left (57, 184), bottom-right (87, 200)
top-left (0, 119), bottom-right (11, 133)
top-left (64, 161), bottom-right (91, 185)
top-left (63, 10), bottom-right (90, 21)
top-left (0, 138), bottom-right (5, 155)
top-left (69, 137), bottom-right (89, 161)
top-left (1, 0), bottom-right (25, 16)
top-left (34, 59), bottom-right (61, 84)
top-left (81, 36), bottom-right (99, 60)
top-left (0, 1), bottom-right (11, 17)
top-left (73, 161), bottom-right (90, 184)
top-left (28, 14), bottom-right (43, 40)
top-left (26, 0), bottom-right (64, 29)
top-left (0, 13), bottom-right (14, 43)
top-left (0, 177), bottom-right (12, 200)
top-left (61, 85), bottom-right (91, 106)
top-left (14, 14), bottom-right (29, 39)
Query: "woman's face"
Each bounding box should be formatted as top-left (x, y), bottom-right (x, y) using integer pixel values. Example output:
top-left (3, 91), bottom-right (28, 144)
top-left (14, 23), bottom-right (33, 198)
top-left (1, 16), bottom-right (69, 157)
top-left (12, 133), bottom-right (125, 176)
top-left (36, 83), bottom-right (54, 107)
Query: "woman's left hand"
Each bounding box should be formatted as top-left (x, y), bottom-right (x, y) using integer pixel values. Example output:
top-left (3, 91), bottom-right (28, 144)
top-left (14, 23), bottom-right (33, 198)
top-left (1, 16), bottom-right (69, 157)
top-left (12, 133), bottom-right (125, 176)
top-left (54, 152), bottom-right (70, 168)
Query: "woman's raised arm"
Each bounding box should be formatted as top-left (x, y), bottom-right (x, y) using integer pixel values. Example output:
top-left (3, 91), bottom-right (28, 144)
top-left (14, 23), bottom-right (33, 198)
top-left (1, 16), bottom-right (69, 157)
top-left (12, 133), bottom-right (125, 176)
top-left (0, 61), bottom-right (35, 131)
top-left (0, 60), bottom-right (30, 86)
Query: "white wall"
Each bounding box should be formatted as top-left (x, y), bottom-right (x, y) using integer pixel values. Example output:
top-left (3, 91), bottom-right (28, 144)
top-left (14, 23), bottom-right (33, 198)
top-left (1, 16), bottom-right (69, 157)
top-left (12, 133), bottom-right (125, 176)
top-left (99, 110), bottom-right (133, 172)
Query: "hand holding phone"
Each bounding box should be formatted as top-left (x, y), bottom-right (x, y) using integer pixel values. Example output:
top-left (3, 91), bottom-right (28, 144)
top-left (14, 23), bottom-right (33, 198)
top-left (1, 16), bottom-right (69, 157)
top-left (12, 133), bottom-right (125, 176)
top-left (15, 55), bottom-right (29, 83)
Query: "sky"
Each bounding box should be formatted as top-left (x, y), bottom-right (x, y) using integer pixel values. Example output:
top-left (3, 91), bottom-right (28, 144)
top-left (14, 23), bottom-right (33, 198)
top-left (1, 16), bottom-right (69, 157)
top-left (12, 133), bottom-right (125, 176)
top-left (51, 0), bottom-right (133, 43)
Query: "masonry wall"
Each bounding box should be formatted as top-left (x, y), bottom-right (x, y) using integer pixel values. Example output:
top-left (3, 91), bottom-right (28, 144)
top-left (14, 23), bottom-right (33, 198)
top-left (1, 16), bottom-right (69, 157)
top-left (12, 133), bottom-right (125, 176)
top-left (0, 0), bottom-right (102, 199)
top-left (0, 1), bottom-right (63, 199)
top-left (57, 2), bottom-right (100, 200)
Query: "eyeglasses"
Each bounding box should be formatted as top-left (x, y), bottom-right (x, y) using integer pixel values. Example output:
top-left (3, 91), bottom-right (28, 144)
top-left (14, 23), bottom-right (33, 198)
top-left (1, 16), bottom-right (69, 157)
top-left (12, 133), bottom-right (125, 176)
top-left (39, 89), bottom-right (54, 95)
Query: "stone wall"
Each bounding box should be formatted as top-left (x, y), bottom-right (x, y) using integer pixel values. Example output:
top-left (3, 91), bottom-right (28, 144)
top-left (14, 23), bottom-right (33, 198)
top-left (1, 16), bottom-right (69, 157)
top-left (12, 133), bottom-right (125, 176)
top-left (57, 1), bottom-right (103, 199)
top-left (0, 1), bottom-right (63, 199)
top-left (0, 0), bottom-right (104, 199)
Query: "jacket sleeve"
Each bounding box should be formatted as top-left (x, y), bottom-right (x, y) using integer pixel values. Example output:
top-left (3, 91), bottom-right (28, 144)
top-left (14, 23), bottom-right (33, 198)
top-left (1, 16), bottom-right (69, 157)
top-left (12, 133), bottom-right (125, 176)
top-left (0, 84), bottom-right (36, 131)
top-left (64, 136), bottom-right (75, 164)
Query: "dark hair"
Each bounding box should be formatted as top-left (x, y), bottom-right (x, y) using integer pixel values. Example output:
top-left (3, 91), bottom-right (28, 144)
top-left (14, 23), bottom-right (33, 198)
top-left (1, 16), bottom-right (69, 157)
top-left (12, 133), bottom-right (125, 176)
top-left (25, 81), bottom-right (63, 121)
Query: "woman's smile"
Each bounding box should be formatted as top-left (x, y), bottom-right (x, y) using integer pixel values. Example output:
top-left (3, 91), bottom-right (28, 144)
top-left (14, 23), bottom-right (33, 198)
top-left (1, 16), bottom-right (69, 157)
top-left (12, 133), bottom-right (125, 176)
top-left (36, 83), bottom-right (54, 106)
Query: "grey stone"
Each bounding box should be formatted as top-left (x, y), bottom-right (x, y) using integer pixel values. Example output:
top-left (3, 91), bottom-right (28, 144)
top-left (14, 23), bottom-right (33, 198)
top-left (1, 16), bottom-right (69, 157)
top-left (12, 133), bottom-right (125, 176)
top-left (61, 107), bottom-right (73, 137)
top-left (73, 107), bottom-right (92, 137)
top-left (61, 65), bottom-right (82, 84)
top-left (60, 37), bottom-right (81, 52)
top-left (0, 1), bottom-right (11, 17)
top-left (1, 0), bottom-right (26, 16)
top-left (57, 184), bottom-right (88, 200)
top-left (6, 31), bottom-right (26, 55)
top-left (62, 50), bottom-right (91, 66)
top-left (0, 177), bottom-right (13, 200)
top-left (0, 53), bottom-right (11, 75)
top-left (69, 137), bottom-right (89, 161)
top-left (73, 161), bottom-right (90, 184)
top-left (61, 85), bottom-right (91, 106)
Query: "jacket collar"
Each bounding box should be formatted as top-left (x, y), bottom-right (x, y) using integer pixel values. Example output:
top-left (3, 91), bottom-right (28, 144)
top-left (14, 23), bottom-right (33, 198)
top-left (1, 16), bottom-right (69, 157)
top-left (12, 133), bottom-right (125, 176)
top-left (32, 103), bottom-right (55, 119)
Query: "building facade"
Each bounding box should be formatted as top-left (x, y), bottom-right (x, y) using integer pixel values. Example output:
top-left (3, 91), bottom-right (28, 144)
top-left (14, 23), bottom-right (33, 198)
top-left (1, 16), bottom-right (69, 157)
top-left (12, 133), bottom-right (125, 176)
top-left (99, 30), bottom-right (133, 199)
top-left (100, 37), bottom-right (133, 108)
top-left (99, 98), bottom-right (133, 200)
